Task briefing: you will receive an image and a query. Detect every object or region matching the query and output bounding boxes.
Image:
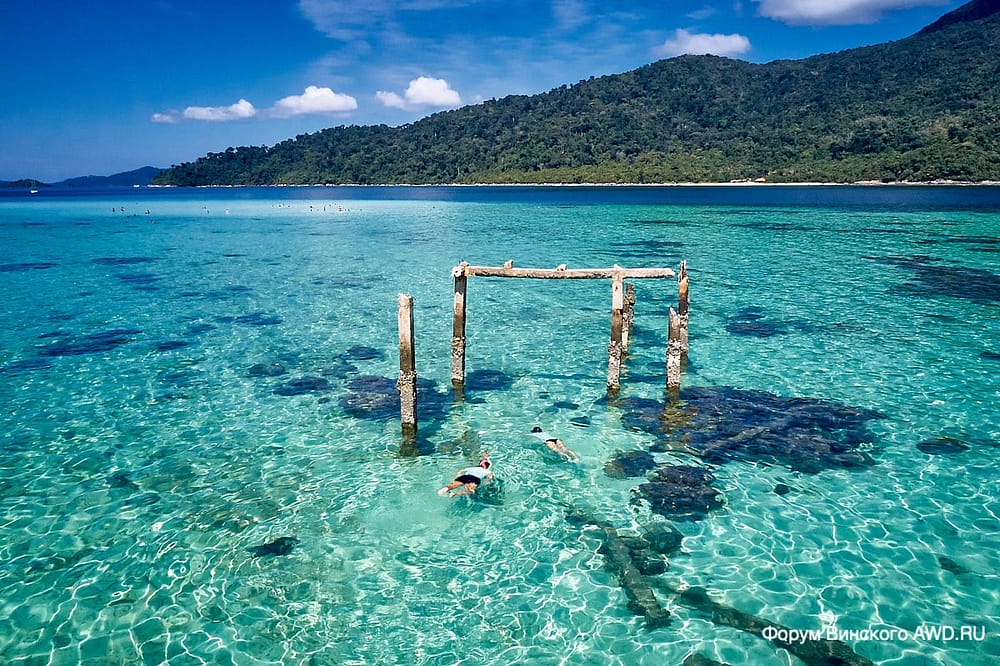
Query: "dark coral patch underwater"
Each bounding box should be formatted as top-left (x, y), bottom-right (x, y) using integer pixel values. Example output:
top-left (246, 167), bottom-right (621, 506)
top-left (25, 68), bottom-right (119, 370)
top-left (634, 465), bottom-right (724, 522)
top-left (0, 262), bottom-right (57, 272)
top-left (916, 436), bottom-right (970, 455)
top-left (273, 377), bottom-right (331, 396)
top-left (617, 385), bottom-right (883, 473)
top-left (247, 536), bottom-right (299, 558)
top-left (340, 375), bottom-right (451, 422)
top-left (605, 450), bottom-right (658, 478)
top-left (38, 328), bottom-right (143, 356)
top-left (868, 254), bottom-right (1000, 304)
top-left (725, 306), bottom-right (788, 337)
top-left (91, 257), bottom-right (159, 266)
top-left (464, 368), bottom-right (515, 391)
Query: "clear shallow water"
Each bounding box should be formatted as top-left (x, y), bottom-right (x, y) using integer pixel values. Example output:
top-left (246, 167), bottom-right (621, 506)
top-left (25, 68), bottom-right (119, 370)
top-left (0, 186), bottom-right (997, 665)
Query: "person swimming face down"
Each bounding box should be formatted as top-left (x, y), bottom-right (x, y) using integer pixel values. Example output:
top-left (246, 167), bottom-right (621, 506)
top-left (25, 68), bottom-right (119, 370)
top-left (438, 453), bottom-right (493, 497)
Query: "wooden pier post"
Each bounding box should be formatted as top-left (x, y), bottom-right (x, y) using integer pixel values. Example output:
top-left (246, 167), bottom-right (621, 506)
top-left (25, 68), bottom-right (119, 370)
top-left (622, 282), bottom-right (636, 353)
top-left (397, 293), bottom-right (417, 437)
top-left (451, 262), bottom-right (468, 387)
top-left (607, 267), bottom-right (625, 391)
top-left (677, 260), bottom-right (689, 354)
top-left (666, 306), bottom-right (682, 401)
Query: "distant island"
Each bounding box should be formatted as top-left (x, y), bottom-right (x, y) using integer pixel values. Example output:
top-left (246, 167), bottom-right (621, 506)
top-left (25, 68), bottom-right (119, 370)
top-left (1, 166), bottom-right (164, 190)
top-left (151, 0), bottom-right (1000, 187)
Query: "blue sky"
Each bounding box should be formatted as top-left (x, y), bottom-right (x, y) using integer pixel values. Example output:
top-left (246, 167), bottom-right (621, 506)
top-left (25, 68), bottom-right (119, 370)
top-left (0, 0), bottom-right (966, 181)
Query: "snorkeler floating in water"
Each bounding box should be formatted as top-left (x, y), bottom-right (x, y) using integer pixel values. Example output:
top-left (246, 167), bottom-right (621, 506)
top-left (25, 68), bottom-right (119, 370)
top-left (438, 453), bottom-right (493, 497)
top-left (530, 427), bottom-right (580, 462)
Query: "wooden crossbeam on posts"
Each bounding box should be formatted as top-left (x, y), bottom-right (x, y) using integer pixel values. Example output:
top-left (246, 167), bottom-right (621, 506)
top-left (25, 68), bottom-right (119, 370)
top-left (449, 260), bottom-right (682, 395)
top-left (454, 264), bottom-right (676, 280)
top-left (397, 293), bottom-right (417, 437)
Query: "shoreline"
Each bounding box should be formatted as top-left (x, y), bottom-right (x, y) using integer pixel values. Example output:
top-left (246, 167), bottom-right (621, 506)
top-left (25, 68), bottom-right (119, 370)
top-left (146, 179), bottom-right (1000, 189)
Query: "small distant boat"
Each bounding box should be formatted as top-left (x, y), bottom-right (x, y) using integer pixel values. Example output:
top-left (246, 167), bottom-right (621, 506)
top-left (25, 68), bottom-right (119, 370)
top-left (29, 189), bottom-right (38, 194)
top-left (133, 184), bottom-right (140, 188)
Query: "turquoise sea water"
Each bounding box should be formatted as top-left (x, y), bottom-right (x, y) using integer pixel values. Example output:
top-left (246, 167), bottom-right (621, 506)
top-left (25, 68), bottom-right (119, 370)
top-left (0, 186), bottom-right (997, 665)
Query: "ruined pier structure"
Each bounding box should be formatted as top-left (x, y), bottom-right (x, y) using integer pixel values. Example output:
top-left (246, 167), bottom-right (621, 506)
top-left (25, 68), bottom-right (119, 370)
top-left (397, 260), bottom-right (689, 433)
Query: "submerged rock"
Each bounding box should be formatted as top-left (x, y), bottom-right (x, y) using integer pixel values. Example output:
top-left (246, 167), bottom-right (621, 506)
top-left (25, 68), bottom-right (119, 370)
top-left (635, 465), bottom-right (723, 522)
top-left (340, 376), bottom-right (399, 418)
top-left (0, 358), bottom-right (54, 375)
top-left (38, 328), bottom-right (142, 356)
top-left (683, 655), bottom-right (730, 666)
top-left (321, 359), bottom-right (359, 378)
top-left (116, 272), bottom-right (161, 289)
top-left (185, 322), bottom-right (217, 336)
top-left (725, 306), bottom-right (788, 337)
top-left (643, 521), bottom-right (684, 556)
top-left (273, 377), bottom-right (330, 396)
top-left (344, 345), bottom-right (383, 361)
top-left (107, 471), bottom-right (139, 490)
top-left (620, 386), bottom-right (882, 473)
top-left (92, 256), bottom-right (158, 266)
top-left (0, 262), bottom-right (57, 272)
top-left (248, 362), bottom-right (288, 377)
top-left (247, 536), bottom-right (299, 558)
top-left (227, 311), bottom-right (283, 326)
top-left (938, 555), bottom-right (970, 576)
top-left (604, 450), bottom-right (658, 479)
top-left (340, 375), bottom-right (450, 422)
top-left (464, 368), bottom-right (515, 391)
top-left (869, 254), bottom-right (1000, 304)
top-left (153, 340), bottom-right (193, 352)
top-left (916, 436), bottom-right (970, 455)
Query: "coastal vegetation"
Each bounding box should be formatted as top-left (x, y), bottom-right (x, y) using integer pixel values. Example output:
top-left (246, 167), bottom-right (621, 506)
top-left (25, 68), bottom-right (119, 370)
top-left (154, 0), bottom-right (1000, 186)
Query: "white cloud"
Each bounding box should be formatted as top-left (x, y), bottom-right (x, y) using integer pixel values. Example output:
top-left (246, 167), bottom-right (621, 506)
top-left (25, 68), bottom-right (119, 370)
top-left (754, 0), bottom-right (947, 26)
top-left (182, 99), bottom-right (257, 122)
top-left (376, 76), bottom-right (463, 110)
top-left (150, 111), bottom-right (179, 123)
top-left (298, 0), bottom-right (393, 40)
top-left (270, 86), bottom-right (358, 117)
top-left (299, 0), bottom-right (472, 39)
top-left (655, 29), bottom-right (752, 58)
top-left (375, 91), bottom-right (408, 109)
top-left (687, 6), bottom-right (717, 21)
top-left (553, 0), bottom-right (589, 31)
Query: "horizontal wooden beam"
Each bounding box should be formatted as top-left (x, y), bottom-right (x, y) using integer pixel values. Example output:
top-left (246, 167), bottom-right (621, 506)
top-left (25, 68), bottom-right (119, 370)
top-left (452, 262), bottom-right (676, 280)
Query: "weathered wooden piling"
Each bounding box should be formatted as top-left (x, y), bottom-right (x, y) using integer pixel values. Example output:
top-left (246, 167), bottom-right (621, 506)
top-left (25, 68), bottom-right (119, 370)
top-left (622, 282), bottom-right (636, 353)
top-left (677, 260), bottom-right (689, 354)
top-left (667, 306), bottom-right (683, 399)
top-left (397, 293), bottom-right (417, 436)
top-left (451, 262), bottom-right (469, 387)
top-left (607, 267), bottom-right (625, 391)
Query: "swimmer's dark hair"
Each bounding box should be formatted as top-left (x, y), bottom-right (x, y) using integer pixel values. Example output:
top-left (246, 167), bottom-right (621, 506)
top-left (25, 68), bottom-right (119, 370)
top-left (531, 426), bottom-right (542, 433)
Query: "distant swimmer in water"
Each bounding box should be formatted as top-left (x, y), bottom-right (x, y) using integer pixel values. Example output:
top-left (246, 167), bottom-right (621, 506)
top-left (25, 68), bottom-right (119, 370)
top-left (438, 453), bottom-right (493, 497)
top-left (530, 427), bottom-right (580, 462)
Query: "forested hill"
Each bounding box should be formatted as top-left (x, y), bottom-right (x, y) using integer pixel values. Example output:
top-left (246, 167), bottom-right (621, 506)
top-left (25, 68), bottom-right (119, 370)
top-left (153, 0), bottom-right (1000, 186)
